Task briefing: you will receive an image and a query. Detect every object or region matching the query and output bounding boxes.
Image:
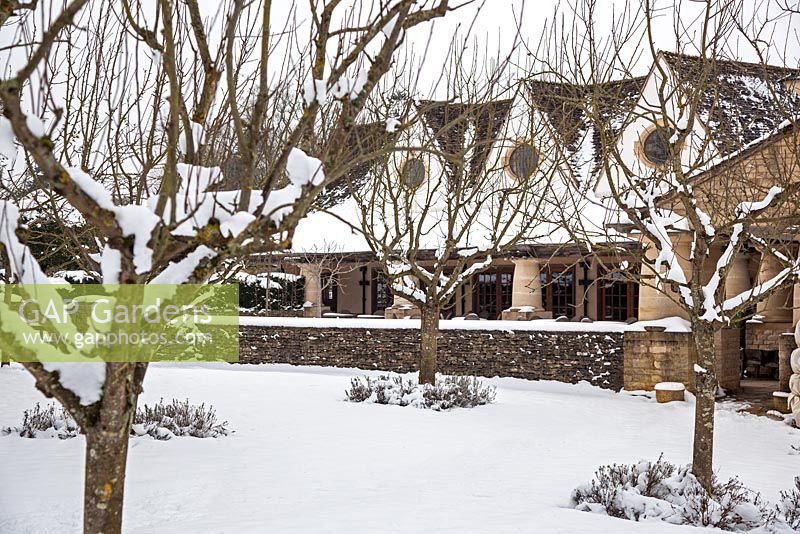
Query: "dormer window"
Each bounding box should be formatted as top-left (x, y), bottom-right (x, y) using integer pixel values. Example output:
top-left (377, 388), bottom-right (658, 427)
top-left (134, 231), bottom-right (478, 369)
top-left (506, 141), bottom-right (539, 180)
top-left (641, 126), bottom-right (676, 166)
top-left (401, 158), bottom-right (426, 188)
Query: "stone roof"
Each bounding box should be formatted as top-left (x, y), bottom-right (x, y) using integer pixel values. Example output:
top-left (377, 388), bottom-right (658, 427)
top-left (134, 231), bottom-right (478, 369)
top-left (526, 77), bottom-right (646, 184)
top-left (526, 52), bottom-right (800, 185)
top-left (314, 122), bottom-right (396, 210)
top-left (417, 99), bottom-right (514, 186)
top-left (660, 52), bottom-right (800, 155)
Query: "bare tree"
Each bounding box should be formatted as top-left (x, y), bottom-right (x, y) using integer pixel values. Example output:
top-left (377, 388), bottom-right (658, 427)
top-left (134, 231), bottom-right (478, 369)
top-left (531, 0), bottom-right (800, 490)
top-left (352, 38), bottom-right (562, 385)
top-left (0, 1), bottom-right (463, 532)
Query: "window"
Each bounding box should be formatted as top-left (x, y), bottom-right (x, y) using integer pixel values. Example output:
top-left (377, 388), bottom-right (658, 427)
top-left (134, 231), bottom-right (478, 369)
top-left (598, 269), bottom-right (639, 321)
top-left (641, 126), bottom-right (675, 166)
top-left (506, 142), bottom-right (539, 180)
top-left (321, 271), bottom-right (338, 312)
top-left (540, 267), bottom-right (576, 318)
top-left (371, 269), bottom-right (394, 313)
top-left (401, 158), bottom-right (426, 188)
top-left (473, 269), bottom-right (513, 319)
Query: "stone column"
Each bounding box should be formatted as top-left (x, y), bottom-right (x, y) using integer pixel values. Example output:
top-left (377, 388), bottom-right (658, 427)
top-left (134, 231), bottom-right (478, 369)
top-left (637, 235), bottom-right (690, 321)
top-left (298, 263), bottom-right (324, 318)
top-left (502, 258), bottom-right (550, 320)
top-left (724, 253), bottom-right (750, 301)
top-left (756, 253), bottom-right (793, 323)
top-left (793, 281), bottom-right (800, 328)
top-left (511, 258), bottom-right (542, 308)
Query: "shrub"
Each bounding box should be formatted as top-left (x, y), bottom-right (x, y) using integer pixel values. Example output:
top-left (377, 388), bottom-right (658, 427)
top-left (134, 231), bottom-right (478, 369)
top-left (1, 402), bottom-right (80, 439)
top-left (2, 399), bottom-right (231, 440)
top-left (132, 398), bottom-right (231, 440)
top-left (772, 477), bottom-right (800, 531)
top-left (345, 374), bottom-right (496, 410)
top-left (571, 456), bottom-right (768, 531)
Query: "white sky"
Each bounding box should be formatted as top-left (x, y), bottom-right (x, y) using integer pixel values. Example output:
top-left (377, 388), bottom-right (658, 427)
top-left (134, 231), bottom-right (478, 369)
top-left (396, 0), bottom-right (800, 87)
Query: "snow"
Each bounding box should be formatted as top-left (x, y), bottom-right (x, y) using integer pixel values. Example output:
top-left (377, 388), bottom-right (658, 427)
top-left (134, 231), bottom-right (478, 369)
top-left (219, 211), bottom-right (256, 238)
top-left (302, 79), bottom-right (327, 107)
top-left (100, 245), bottom-right (121, 284)
top-left (67, 168), bottom-right (160, 274)
top-left (0, 201), bottom-right (48, 284)
top-left (624, 317), bottom-right (691, 333)
top-left (385, 117), bottom-right (401, 133)
top-left (38, 363), bottom-right (105, 405)
top-left (0, 363), bottom-right (797, 533)
top-left (0, 116), bottom-right (16, 160)
top-left (737, 186), bottom-right (784, 217)
top-left (693, 364), bottom-right (707, 374)
top-left (654, 382), bottom-right (685, 391)
top-left (149, 245), bottom-right (216, 285)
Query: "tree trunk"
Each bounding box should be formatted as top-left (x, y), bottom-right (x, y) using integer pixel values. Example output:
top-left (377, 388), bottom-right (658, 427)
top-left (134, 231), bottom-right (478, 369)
top-left (83, 364), bottom-right (140, 534)
top-left (691, 320), bottom-right (718, 493)
top-left (419, 304), bottom-right (440, 385)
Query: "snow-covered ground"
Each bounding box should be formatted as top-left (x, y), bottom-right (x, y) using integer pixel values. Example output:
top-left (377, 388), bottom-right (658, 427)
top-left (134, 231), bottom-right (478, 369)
top-left (1, 363), bottom-right (798, 534)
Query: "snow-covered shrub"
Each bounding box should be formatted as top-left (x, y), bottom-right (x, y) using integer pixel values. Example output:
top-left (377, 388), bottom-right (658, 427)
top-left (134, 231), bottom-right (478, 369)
top-left (1, 402), bottom-right (80, 439)
top-left (132, 398), bottom-right (230, 440)
top-left (345, 374), bottom-right (496, 410)
top-left (772, 477), bottom-right (800, 531)
top-left (2, 399), bottom-right (231, 440)
top-left (571, 456), bottom-right (768, 531)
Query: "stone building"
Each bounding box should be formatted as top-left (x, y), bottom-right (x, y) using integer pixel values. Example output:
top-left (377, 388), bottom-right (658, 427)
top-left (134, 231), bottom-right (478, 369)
top-left (255, 52), bottom-right (800, 392)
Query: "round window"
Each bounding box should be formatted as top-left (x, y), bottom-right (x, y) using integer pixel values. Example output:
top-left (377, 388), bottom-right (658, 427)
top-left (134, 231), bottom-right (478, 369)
top-left (401, 158), bottom-right (426, 188)
top-left (508, 142), bottom-right (539, 180)
top-left (642, 126), bottom-right (676, 166)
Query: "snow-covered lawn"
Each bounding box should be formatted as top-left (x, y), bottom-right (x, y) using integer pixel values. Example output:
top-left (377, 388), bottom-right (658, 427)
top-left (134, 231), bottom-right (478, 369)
top-left (1, 363), bottom-right (798, 534)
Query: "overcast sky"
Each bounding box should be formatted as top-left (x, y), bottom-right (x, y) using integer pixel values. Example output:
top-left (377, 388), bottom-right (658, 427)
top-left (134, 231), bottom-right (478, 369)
top-left (399, 0), bottom-right (800, 80)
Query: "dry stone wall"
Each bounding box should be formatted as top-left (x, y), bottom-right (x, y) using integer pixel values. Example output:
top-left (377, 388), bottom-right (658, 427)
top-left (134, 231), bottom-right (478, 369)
top-left (239, 325), bottom-right (625, 390)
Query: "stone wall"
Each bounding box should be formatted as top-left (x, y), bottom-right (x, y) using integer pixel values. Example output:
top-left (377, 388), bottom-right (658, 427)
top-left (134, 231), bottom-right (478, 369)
top-left (746, 322), bottom-right (792, 352)
top-left (239, 325), bottom-right (625, 390)
top-left (623, 329), bottom-right (741, 392)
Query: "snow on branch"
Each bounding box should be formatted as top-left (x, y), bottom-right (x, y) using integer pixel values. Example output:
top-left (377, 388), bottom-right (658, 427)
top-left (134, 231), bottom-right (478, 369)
top-left (0, 201), bottom-right (48, 284)
top-left (736, 186), bottom-right (783, 217)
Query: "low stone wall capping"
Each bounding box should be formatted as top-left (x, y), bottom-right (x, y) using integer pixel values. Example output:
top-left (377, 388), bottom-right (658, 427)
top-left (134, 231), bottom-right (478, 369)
top-left (240, 324), bottom-right (625, 390)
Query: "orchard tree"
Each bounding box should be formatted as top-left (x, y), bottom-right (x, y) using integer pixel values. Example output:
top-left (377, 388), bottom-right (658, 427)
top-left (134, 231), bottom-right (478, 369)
top-left (533, 0), bottom-right (800, 490)
top-left (352, 44), bottom-right (562, 385)
top-left (0, 1), bottom-right (462, 532)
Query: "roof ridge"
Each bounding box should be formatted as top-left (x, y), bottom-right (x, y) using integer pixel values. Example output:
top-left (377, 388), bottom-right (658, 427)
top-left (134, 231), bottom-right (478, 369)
top-left (659, 50), bottom-right (800, 75)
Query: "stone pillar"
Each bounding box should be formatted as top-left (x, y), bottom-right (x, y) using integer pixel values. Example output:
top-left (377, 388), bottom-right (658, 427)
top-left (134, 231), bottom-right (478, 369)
top-left (793, 281), bottom-right (800, 328)
top-left (724, 253), bottom-right (750, 300)
top-left (501, 259), bottom-right (551, 320)
top-left (510, 258), bottom-right (542, 309)
top-left (755, 253), bottom-right (793, 323)
top-left (298, 263), bottom-right (325, 318)
top-left (637, 235), bottom-right (690, 321)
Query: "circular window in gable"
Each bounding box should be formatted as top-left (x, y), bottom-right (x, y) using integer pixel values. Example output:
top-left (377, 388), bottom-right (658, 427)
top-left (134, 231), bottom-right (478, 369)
top-left (401, 158), bottom-right (426, 188)
top-left (641, 126), bottom-right (676, 166)
top-left (507, 142), bottom-right (539, 180)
